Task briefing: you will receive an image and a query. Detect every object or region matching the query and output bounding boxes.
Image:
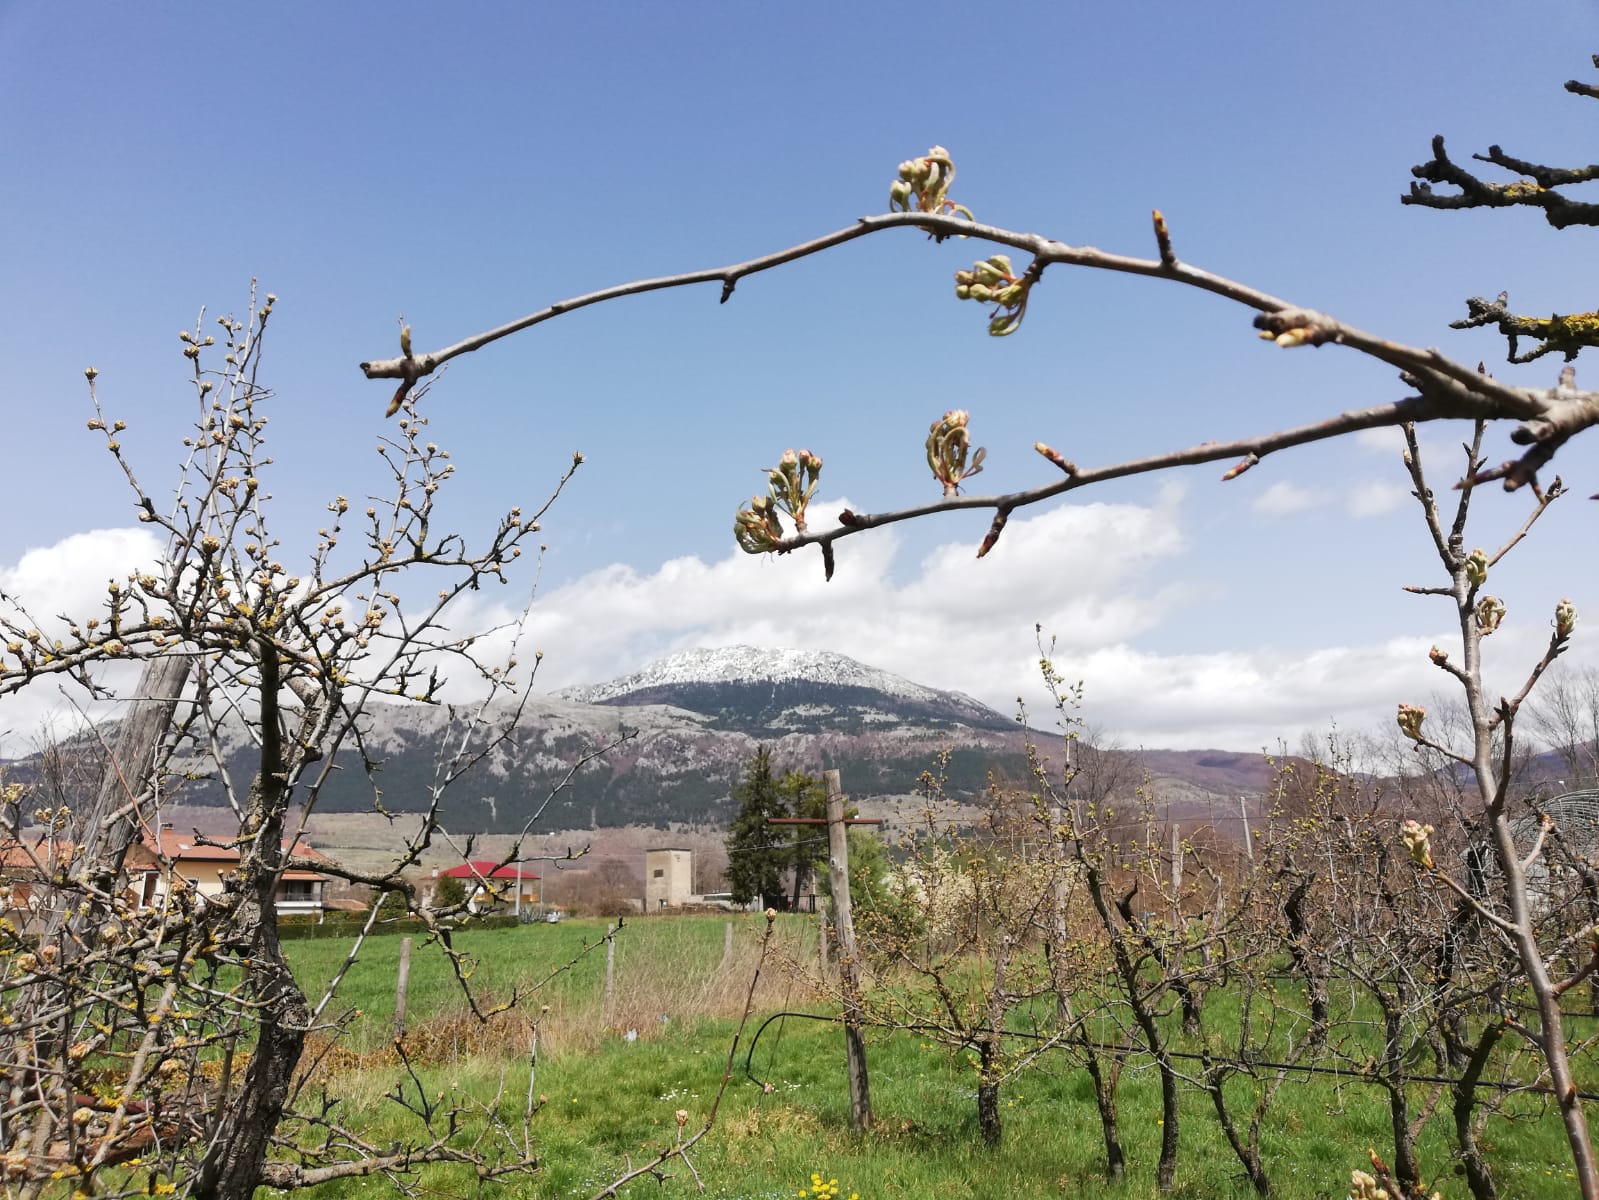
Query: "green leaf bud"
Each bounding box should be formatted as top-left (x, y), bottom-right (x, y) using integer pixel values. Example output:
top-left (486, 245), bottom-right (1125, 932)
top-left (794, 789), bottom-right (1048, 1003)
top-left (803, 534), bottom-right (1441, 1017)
top-left (1464, 547), bottom-right (1488, 589)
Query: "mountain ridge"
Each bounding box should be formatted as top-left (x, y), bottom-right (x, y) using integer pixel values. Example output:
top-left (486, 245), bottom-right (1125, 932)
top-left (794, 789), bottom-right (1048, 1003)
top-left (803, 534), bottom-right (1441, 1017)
top-left (554, 645), bottom-right (1013, 733)
top-left (11, 646), bottom-right (1294, 833)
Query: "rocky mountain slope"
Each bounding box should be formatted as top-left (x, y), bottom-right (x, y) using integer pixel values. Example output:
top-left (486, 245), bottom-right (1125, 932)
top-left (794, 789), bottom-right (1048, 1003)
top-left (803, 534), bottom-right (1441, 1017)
top-left (18, 647), bottom-right (1288, 833)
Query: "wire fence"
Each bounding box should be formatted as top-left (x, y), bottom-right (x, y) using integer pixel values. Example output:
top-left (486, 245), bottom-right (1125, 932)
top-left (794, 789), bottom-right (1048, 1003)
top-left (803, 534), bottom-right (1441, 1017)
top-left (742, 1010), bottom-right (1599, 1104)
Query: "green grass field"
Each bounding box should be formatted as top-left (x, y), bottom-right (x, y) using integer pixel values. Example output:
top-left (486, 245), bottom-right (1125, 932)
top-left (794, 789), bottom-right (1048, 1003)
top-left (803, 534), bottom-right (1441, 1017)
top-left (284, 915), bottom-right (1589, 1200)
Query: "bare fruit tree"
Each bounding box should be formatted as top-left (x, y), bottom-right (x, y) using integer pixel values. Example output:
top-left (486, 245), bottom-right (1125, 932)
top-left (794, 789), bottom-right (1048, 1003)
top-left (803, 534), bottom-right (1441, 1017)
top-left (358, 56), bottom-right (1599, 1198)
top-left (0, 291), bottom-right (649, 1200)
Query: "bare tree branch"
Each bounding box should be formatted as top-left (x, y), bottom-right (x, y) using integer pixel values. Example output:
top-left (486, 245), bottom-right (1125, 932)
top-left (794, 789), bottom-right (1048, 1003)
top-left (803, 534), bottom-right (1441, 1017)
top-left (1405, 134), bottom-right (1599, 229)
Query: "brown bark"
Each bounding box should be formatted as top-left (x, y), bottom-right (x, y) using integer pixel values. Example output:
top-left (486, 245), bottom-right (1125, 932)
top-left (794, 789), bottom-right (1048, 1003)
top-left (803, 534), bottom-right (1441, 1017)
top-left (193, 639), bottom-right (318, 1200)
top-left (975, 1035), bottom-right (1002, 1146)
top-left (1450, 1021), bottom-right (1504, 1200)
top-left (824, 771), bottom-right (871, 1133)
top-left (1083, 1051), bottom-right (1125, 1179)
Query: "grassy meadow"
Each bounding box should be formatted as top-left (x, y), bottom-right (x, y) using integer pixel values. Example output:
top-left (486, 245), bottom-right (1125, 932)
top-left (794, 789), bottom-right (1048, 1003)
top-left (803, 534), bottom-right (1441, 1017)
top-left (284, 915), bottom-right (1588, 1200)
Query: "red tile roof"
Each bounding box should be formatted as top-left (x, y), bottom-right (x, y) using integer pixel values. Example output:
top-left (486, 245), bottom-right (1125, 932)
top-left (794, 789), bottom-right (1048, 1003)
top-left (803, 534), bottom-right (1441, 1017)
top-left (0, 838), bottom-right (158, 873)
top-left (438, 860), bottom-right (539, 881)
top-left (143, 830), bottom-right (334, 875)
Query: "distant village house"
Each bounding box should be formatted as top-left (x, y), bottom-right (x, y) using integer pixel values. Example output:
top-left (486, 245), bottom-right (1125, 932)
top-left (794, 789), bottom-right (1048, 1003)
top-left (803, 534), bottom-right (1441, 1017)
top-left (432, 860), bottom-right (541, 916)
top-left (139, 828), bottom-right (337, 920)
top-left (0, 827), bottom-right (339, 924)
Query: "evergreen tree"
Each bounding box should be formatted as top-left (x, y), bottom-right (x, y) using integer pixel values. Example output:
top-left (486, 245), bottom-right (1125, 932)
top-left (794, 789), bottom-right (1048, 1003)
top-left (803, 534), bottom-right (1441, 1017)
top-left (433, 874), bottom-right (468, 909)
top-left (779, 769), bottom-right (827, 910)
top-left (725, 747), bottom-right (789, 906)
top-left (776, 768), bottom-right (891, 914)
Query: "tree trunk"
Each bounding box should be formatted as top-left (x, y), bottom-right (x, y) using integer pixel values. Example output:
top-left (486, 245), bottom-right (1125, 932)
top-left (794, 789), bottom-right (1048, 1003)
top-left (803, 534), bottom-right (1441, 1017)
top-left (194, 640), bottom-right (317, 1199)
top-left (1203, 1063), bottom-right (1271, 1196)
top-left (824, 772), bottom-right (871, 1133)
top-left (1083, 1050), bottom-right (1125, 1179)
top-left (1282, 872), bottom-right (1329, 1043)
top-left (1451, 1021), bottom-right (1503, 1200)
top-left (192, 953), bottom-right (309, 1200)
top-left (9, 655), bottom-right (194, 1200)
top-left (1046, 822), bottom-right (1125, 1180)
top-left (976, 1036), bottom-right (1002, 1146)
top-left (1092, 872), bottom-right (1179, 1192)
top-left (1381, 1006), bottom-right (1421, 1193)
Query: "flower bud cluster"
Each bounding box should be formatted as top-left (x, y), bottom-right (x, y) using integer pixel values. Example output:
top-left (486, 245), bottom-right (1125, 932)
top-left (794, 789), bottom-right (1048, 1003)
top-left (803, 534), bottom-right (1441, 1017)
top-left (1347, 1169), bottom-right (1385, 1200)
top-left (33, 805), bottom-right (72, 834)
top-left (734, 495), bottom-right (785, 555)
top-left (1464, 546), bottom-right (1488, 589)
top-left (889, 146), bottom-right (972, 220)
top-left (954, 254), bottom-right (1033, 336)
top-left (1474, 595), bottom-right (1505, 636)
top-left (1261, 326), bottom-right (1314, 348)
top-left (766, 449), bottom-right (823, 533)
top-left (926, 410), bottom-right (986, 496)
top-left (1348, 1163), bottom-right (1440, 1200)
top-left (1396, 702), bottom-right (1426, 743)
top-left (733, 448), bottom-right (823, 554)
top-left (1555, 596), bottom-right (1577, 639)
top-left (1399, 819), bottom-right (1435, 869)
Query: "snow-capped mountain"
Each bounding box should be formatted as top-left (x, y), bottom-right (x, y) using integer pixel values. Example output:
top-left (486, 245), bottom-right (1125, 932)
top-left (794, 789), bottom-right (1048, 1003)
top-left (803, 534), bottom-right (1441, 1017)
top-left (561, 645), bottom-right (967, 703)
top-left (555, 646), bottom-right (1014, 734)
top-left (19, 646), bottom-right (1278, 836)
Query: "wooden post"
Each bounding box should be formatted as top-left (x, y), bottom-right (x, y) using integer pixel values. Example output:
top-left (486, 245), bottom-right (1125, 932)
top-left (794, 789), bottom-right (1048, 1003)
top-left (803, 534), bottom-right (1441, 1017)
top-left (1049, 797), bottom-right (1071, 1027)
top-left (1170, 826), bottom-right (1183, 932)
top-left (394, 936), bottom-right (412, 1041)
top-left (817, 904), bottom-right (830, 978)
top-left (1050, 738), bottom-right (1074, 1026)
top-left (604, 922), bottom-right (617, 1027)
top-left (720, 920), bottom-right (733, 973)
top-left (524, 1020), bottom-right (539, 1120)
top-left (824, 769), bottom-right (872, 1132)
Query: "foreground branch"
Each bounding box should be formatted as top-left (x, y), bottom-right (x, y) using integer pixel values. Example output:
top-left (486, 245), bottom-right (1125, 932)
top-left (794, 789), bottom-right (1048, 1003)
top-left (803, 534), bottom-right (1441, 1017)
top-left (358, 204), bottom-right (1599, 574)
top-left (358, 211), bottom-right (1574, 429)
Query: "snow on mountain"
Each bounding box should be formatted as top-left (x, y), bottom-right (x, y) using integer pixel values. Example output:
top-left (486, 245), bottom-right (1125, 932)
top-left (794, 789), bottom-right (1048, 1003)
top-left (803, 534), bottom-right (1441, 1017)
top-left (555, 645), bottom-right (1007, 728)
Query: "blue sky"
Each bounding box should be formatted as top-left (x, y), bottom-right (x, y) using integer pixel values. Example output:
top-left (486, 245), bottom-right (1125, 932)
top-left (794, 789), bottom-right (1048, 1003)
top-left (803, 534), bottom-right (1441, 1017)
top-left (2, 2), bottom-right (1596, 750)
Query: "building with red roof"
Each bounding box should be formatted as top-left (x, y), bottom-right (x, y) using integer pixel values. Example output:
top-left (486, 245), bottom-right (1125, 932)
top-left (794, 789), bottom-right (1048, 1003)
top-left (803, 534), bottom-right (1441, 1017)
top-left (0, 828), bottom-right (339, 924)
top-left (433, 860), bottom-right (540, 916)
top-left (139, 827), bottom-right (337, 920)
top-left (0, 836), bottom-right (159, 929)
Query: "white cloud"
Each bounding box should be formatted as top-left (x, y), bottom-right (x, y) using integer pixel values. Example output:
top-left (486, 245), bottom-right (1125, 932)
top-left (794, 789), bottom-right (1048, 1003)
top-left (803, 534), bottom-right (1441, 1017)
top-left (492, 491), bottom-right (1502, 750)
top-left (1354, 427), bottom-right (1409, 457)
top-left (0, 528), bottom-right (165, 744)
top-left (1251, 480), bottom-right (1323, 516)
top-left (514, 491), bottom-right (1192, 704)
top-left (1345, 479), bottom-right (1413, 518)
top-left (0, 528), bottom-right (164, 618)
top-left (5, 509), bottom-right (1591, 759)
top-left (1063, 638), bottom-right (1436, 749)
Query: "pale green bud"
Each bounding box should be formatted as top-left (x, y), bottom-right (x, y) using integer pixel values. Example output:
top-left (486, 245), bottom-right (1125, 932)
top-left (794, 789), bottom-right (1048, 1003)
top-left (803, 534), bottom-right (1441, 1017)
top-left (1555, 597), bottom-right (1576, 638)
top-left (1464, 547), bottom-right (1488, 589)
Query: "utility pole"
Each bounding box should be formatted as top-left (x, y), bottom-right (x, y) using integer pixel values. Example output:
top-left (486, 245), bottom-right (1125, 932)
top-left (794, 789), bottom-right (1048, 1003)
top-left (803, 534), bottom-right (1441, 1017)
top-left (767, 770), bottom-right (879, 1132)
